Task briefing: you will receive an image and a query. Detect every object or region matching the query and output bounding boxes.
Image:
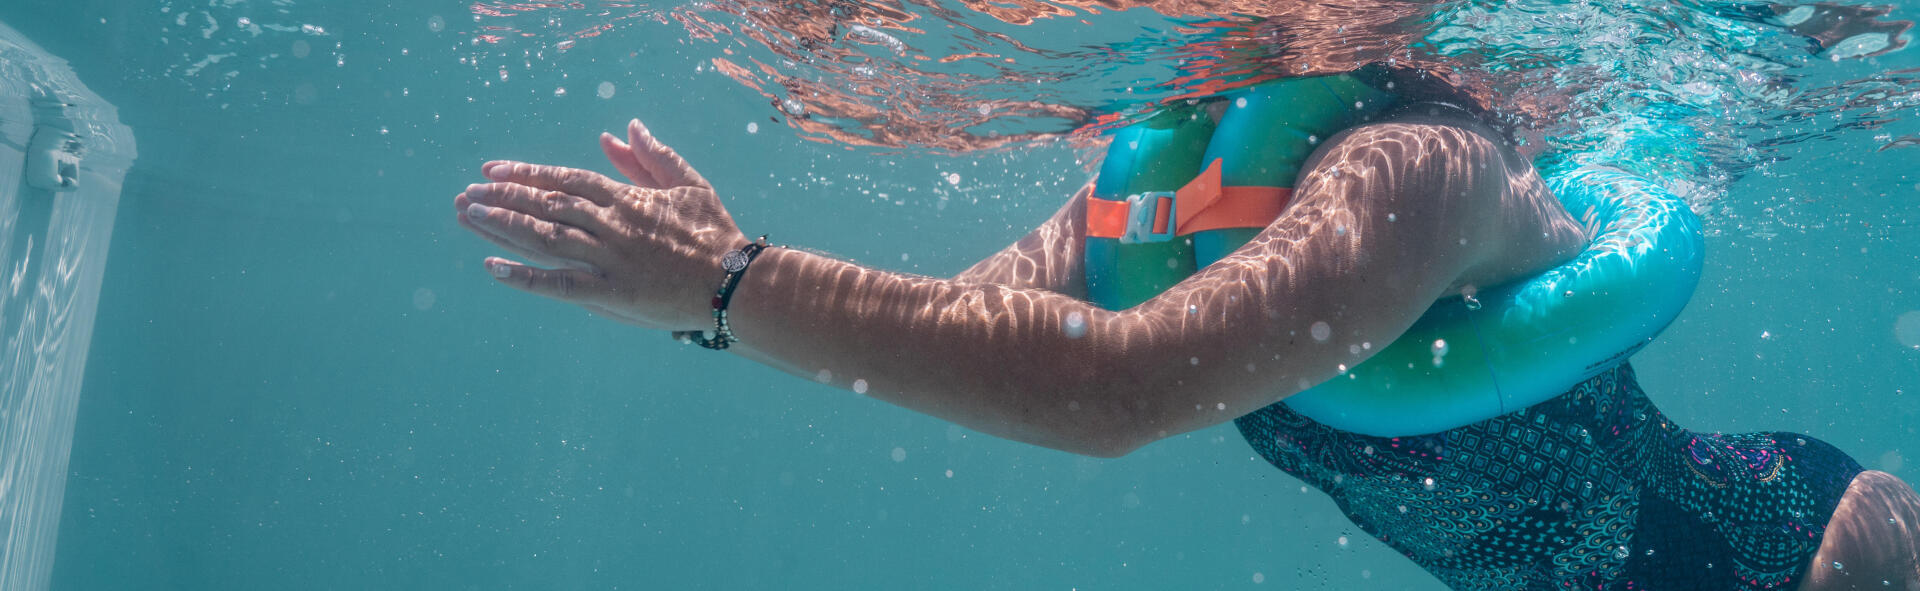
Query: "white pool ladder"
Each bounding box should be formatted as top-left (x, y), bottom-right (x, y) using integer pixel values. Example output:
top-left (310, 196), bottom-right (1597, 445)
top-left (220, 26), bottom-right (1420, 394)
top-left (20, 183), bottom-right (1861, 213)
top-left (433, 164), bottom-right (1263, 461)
top-left (0, 18), bottom-right (137, 591)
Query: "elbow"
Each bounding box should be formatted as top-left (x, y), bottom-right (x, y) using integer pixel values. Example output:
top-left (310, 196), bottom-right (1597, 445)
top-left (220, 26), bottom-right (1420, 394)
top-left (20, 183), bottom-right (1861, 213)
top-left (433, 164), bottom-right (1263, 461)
top-left (1078, 437), bottom-right (1142, 459)
top-left (1055, 410), bottom-right (1152, 459)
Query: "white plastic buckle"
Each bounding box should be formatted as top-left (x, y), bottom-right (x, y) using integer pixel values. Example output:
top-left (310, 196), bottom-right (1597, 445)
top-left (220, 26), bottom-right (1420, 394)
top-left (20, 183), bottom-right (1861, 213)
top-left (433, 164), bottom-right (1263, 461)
top-left (1119, 191), bottom-right (1177, 244)
top-left (27, 125), bottom-right (82, 192)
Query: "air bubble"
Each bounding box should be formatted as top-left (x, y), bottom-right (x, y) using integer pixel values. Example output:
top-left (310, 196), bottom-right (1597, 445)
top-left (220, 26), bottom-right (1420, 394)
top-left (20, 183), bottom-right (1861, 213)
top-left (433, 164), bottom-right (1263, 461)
top-left (411, 288), bottom-right (436, 310)
top-left (852, 379), bottom-right (868, 394)
top-left (597, 82), bottom-right (616, 99)
top-left (891, 447), bottom-right (906, 462)
top-left (428, 15), bottom-right (446, 32)
top-left (747, 122), bottom-right (758, 134)
top-left (1895, 311), bottom-right (1920, 348)
top-left (1311, 321), bottom-right (1332, 342)
top-left (1064, 312), bottom-right (1087, 339)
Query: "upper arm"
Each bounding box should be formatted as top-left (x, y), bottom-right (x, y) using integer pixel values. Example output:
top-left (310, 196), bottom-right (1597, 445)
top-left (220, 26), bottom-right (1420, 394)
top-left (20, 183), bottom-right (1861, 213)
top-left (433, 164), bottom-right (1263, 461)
top-left (1086, 121), bottom-right (1582, 448)
top-left (951, 181), bottom-right (1092, 298)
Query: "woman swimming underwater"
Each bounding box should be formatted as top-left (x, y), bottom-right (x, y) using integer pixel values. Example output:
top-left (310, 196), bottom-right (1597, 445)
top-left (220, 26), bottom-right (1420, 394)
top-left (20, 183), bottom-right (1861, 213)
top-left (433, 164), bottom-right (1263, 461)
top-left (450, 69), bottom-right (1920, 589)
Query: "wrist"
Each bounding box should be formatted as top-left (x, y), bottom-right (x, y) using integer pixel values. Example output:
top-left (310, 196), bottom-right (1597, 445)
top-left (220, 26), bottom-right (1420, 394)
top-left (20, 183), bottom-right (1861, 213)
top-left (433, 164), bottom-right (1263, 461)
top-left (674, 234), bottom-right (775, 350)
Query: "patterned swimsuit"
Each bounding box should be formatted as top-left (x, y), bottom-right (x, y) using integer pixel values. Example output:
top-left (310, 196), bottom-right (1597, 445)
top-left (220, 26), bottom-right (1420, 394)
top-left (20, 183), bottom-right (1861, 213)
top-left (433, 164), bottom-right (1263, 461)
top-left (1235, 363), bottom-right (1863, 590)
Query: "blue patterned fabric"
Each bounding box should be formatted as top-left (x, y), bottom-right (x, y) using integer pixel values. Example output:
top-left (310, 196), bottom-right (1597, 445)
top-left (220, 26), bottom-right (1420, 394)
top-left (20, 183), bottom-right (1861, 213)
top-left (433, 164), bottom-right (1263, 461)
top-left (1235, 363), bottom-right (1863, 590)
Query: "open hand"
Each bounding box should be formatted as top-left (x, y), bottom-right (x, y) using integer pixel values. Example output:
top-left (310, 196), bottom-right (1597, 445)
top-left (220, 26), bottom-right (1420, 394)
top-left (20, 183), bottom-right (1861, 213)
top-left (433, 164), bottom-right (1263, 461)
top-left (455, 119), bottom-right (748, 331)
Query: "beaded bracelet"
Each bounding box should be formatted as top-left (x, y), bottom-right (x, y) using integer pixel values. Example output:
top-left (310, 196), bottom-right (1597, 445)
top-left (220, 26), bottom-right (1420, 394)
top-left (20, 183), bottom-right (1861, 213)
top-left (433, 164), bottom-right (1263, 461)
top-left (674, 235), bottom-right (772, 350)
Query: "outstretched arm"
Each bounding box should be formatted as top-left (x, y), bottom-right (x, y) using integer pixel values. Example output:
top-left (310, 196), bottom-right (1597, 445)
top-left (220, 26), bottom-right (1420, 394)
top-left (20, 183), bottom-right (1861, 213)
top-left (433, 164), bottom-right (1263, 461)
top-left (456, 117), bottom-right (1582, 457)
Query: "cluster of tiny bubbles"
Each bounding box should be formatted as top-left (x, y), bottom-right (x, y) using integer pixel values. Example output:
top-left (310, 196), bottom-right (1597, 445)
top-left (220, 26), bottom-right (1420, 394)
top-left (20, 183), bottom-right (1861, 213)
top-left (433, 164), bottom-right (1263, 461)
top-left (150, 1), bottom-right (338, 98)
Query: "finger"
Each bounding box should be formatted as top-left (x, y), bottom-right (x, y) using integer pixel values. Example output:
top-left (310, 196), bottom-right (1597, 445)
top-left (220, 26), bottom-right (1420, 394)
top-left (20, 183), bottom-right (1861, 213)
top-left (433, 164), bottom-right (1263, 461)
top-left (600, 131), bottom-right (662, 188)
top-left (461, 182), bottom-right (611, 232)
top-left (482, 161), bottom-right (621, 204)
top-left (484, 257), bottom-right (612, 304)
top-left (455, 210), bottom-right (598, 272)
top-left (626, 119), bottom-right (709, 189)
top-left (463, 201), bottom-right (609, 264)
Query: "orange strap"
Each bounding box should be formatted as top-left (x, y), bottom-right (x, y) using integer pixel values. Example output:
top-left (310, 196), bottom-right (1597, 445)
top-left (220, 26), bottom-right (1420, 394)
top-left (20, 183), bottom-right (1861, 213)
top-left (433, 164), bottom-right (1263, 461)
top-left (1085, 196), bottom-right (1131, 239)
top-left (1084, 159), bottom-right (1292, 239)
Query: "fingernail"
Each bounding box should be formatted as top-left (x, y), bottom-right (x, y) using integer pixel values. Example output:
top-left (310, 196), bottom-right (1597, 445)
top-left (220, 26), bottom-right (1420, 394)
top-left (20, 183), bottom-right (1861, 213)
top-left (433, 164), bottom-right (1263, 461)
top-left (485, 164), bottom-right (510, 181)
top-left (466, 202), bottom-right (495, 219)
top-left (490, 262), bottom-right (512, 278)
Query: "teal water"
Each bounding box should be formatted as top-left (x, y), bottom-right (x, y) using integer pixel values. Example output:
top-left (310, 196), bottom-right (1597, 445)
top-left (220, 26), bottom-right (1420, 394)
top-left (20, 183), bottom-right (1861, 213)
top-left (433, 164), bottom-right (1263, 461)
top-left (0, 0), bottom-right (1915, 589)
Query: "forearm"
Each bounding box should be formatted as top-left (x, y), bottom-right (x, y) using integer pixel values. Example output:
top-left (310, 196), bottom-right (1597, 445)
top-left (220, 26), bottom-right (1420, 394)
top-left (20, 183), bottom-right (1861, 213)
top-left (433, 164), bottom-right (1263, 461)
top-left (726, 246), bottom-right (1143, 456)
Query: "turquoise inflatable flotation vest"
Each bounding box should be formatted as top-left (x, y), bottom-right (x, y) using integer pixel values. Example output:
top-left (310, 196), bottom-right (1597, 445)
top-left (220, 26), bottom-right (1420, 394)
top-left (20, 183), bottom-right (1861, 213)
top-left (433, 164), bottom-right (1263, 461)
top-left (1084, 76), bottom-right (1704, 437)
